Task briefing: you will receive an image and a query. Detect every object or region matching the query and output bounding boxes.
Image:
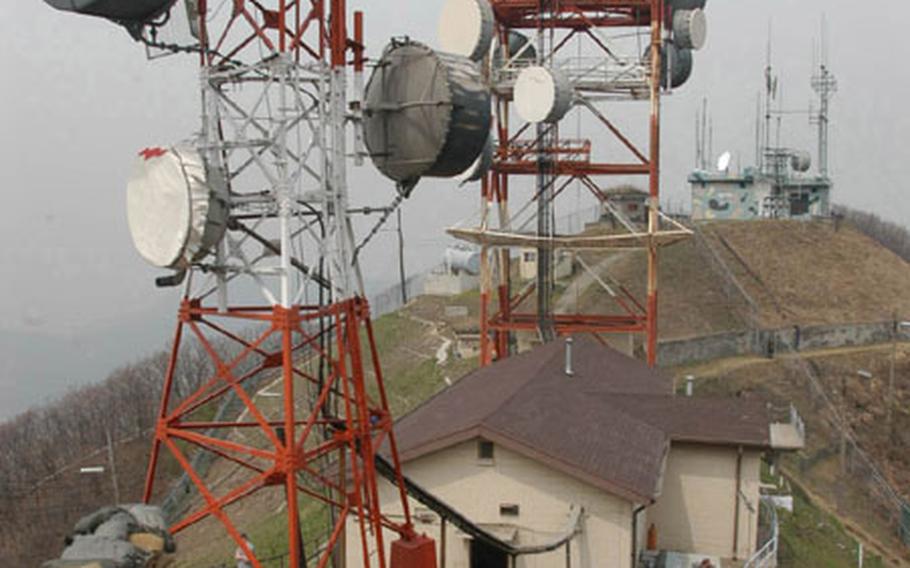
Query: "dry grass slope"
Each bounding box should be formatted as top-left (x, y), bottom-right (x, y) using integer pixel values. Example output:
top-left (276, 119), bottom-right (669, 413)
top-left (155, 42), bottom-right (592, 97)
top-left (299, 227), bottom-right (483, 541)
top-left (576, 219), bottom-right (910, 340)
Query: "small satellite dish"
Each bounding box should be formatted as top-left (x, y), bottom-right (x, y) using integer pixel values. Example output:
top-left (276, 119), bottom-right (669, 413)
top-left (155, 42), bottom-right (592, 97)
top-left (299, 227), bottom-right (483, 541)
top-left (672, 9), bottom-right (707, 51)
top-left (127, 146), bottom-right (228, 269)
top-left (717, 151), bottom-right (732, 172)
top-left (438, 0), bottom-right (495, 62)
top-left (514, 66), bottom-right (573, 124)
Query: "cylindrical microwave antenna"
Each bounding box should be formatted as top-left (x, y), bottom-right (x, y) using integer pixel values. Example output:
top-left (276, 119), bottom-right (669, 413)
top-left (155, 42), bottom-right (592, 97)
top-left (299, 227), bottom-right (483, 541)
top-left (438, 0), bottom-right (495, 62)
top-left (457, 135), bottom-right (494, 185)
top-left (514, 66), bottom-right (573, 124)
top-left (672, 9), bottom-right (707, 51)
top-left (43, 0), bottom-right (177, 23)
top-left (127, 146), bottom-right (229, 269)
top-left (646, 41), bottom-right (694, 89)
top-left (668, 0), bottom-right (707, 9)
top-left (362, 40), bottom-right (492, 186)
top-left (492, 30), bottom-right (537, 70)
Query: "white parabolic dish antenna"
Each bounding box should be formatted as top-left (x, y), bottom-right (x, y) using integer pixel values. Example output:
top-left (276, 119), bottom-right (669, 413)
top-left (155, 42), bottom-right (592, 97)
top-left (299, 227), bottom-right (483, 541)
top-left (514, 66), bottom-right (573, 124)
top-left (438, 0), bottom-right (495, 61)
top-left (127, 146), bottom-right (228, 269)
top-left (717, 151), bottom-right (732, 172)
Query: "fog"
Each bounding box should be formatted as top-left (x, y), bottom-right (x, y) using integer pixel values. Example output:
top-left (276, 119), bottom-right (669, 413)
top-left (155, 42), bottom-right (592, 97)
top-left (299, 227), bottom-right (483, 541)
top-left (1, 0), bottom-right (907, 418)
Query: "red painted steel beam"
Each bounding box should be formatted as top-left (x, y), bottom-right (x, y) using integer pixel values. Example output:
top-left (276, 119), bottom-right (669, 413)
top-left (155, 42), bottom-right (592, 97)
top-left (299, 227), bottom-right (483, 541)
top-left (494, 162), bottom-right (651, 175)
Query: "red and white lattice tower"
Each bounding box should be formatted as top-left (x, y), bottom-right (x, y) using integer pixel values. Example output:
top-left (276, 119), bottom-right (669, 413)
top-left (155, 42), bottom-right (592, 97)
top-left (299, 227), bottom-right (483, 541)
top-left (96, 2), bottom-right (436, 567)
top-left (448, 0), bottom-right (695, 367)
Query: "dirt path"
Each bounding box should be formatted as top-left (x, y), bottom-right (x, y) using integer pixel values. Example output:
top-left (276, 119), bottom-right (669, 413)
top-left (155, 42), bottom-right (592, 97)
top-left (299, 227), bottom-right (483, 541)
top-left (403, 311), bottom-right (452, 365)
top-left (673, 342), bottom-right (905, 380)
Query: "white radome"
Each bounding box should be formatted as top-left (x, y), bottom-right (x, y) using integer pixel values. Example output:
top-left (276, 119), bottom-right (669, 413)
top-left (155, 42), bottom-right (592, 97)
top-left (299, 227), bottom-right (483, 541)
top-left (127, 146), bottom-right (227, 269)
top-left (438, 0), bottom-right (495, 61)
top-left (514, 66), bottom-right (573, 124)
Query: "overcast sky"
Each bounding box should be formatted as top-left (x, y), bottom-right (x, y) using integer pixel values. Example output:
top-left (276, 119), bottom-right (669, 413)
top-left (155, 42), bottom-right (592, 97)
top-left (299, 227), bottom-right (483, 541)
top-left (1, 0), bottom-right (908, 418)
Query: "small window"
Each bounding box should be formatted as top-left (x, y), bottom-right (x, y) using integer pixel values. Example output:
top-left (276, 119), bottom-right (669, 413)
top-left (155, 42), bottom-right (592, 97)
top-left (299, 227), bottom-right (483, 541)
top-left (499, 504), bottom-right (520, 517)
top-left (478, 440), bottom-right (494, 461)
top-left (523, 251), bottom-right (536, 262)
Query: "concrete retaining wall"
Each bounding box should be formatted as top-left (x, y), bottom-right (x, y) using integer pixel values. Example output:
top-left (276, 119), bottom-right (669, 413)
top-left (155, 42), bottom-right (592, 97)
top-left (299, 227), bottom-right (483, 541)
top-left (658, 322), bottom-right (910, 367)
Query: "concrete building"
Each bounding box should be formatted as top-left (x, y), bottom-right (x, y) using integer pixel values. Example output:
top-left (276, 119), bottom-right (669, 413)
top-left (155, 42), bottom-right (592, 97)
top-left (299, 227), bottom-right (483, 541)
top-left (517, 250), bottom-right (575, 281)
top-left (689, 167), bottom-right (831, 221)
top-left (600, 186), bottom-right (649, 225)
top-left (344, 337), bottom-right (803, 567)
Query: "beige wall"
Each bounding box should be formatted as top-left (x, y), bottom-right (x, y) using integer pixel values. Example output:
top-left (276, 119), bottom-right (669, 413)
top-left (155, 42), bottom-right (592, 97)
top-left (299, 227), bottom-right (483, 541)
top-left (645, 443), bottom-right (762, 560)
top-left (345, 439), bottom-right (636, 568)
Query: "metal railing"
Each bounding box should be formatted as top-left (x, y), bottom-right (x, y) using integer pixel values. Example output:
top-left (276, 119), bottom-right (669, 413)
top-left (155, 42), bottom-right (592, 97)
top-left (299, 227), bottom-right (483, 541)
top-left (744, 496), bottom-right (779, 568)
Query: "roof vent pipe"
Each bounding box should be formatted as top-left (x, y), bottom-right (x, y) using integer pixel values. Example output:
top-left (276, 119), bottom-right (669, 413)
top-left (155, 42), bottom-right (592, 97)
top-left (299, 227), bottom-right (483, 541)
top-left (685, 375), bottom-right (695, 397)
top-left (564, 337), bottom-right (574, 377)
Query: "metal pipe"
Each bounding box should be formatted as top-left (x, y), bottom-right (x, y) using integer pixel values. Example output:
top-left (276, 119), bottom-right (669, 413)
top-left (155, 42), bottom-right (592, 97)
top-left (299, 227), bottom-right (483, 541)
top-left (645, 0), bottom-right (663, 367)
top-left (440, 516), bottom-right (447, 568)
top-left (733, 445), bottom-right (743, 559)
top-left (631, 504), bottom-right (646, 568)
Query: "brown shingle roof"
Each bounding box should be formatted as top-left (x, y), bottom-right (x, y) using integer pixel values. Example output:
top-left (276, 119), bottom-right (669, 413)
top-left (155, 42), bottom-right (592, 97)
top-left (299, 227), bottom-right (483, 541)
top-left (606, 395), bottom-right (772, 448)
top-left (391, 336), bottom-right (774, 504)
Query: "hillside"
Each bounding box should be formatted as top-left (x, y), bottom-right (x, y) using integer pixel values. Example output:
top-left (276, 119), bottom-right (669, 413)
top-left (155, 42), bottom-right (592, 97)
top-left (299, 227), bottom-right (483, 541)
top-left (8, 217), bottom-right (910, 567)
top-left (678, 342), bottom-right (910, 565)
top-left (574, 219), bottom-right (910, 339)
top-left (121, 219), bottom-right (910, 566)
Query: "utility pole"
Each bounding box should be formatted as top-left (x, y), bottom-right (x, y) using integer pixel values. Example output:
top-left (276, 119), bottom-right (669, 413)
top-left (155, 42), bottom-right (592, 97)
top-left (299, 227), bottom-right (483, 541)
top-left (889, 313), bottom-right (897, 439)
top-left (105, 428), bottom-right (120, 504)
top-left (889, 318), bottom-right (910, 442)
top-left (840, 374), bottom-right (849, 475)
top-left (397, 208), bottom-right (407, 305)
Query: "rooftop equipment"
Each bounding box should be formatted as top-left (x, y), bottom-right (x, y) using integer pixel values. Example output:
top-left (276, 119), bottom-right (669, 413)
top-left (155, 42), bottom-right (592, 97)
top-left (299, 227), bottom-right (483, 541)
top-left (790, 150), bottom-right (812, 173)
top-left (126, 146), bottom-right (228, 269)
top-left (717, 151), bottom-right (732, 173)
top-left (363, 40), bottom-right (492, 187)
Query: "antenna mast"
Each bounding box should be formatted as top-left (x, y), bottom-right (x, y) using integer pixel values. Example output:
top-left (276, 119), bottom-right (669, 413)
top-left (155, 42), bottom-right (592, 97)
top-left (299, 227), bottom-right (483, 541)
top-left (811, 16), bottom-right (837, 179)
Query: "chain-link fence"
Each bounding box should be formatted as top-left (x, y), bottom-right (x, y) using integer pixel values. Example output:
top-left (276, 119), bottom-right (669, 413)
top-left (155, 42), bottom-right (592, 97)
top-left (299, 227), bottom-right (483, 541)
top-left (774, 335), bottom-right (910, 557)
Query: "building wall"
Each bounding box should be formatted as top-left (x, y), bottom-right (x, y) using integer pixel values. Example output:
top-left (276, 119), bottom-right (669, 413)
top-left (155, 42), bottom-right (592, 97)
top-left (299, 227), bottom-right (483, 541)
top-left (691, 180), bottom-right (770, 221)
top-left (518, 250), bottom-right (575, 282)
top-left (691, 178), bottom-right (830, 221)
top-left (645, 443), bottom-right (762, 560)
top-left (423, 272), bottom-right (480, 296)
top-left (344, 439), bottom-right (636, 568)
